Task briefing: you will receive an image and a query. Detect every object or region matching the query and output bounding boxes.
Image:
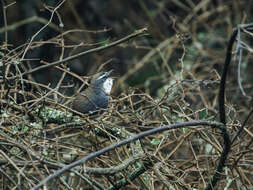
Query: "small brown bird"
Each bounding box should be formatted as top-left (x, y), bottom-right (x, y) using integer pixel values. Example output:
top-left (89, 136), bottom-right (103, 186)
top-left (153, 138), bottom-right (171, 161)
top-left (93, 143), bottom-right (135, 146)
top-left (72, 70), bottom-right (114, 114)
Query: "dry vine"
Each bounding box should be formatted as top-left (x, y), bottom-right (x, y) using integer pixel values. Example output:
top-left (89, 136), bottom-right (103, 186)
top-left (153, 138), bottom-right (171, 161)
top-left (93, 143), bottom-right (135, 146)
top-left (0, 1), bottom-right (253, 190)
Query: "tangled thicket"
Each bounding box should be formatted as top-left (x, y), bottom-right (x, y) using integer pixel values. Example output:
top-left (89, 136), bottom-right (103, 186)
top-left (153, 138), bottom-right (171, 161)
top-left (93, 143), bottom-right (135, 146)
top-left (1, 1), bottom-right (253, 190)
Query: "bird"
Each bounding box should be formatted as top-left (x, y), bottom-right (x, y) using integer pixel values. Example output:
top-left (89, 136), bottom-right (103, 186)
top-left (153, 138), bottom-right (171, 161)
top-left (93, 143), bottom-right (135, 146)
top-left (72, 70), bottom-right (114, 114)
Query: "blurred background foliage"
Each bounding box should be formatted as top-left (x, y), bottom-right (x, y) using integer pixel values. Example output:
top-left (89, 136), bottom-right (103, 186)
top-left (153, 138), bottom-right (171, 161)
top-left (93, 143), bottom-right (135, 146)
top-left (1, 0), bottom-right (253, 101)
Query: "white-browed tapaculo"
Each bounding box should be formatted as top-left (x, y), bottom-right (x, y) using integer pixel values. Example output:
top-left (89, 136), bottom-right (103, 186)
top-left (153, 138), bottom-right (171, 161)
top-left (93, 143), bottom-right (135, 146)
top-left (72, 70), bottom-right (113, 114)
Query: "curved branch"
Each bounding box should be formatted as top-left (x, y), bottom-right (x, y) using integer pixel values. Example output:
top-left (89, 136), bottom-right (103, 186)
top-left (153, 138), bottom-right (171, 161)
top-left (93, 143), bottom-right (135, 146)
top-left (207, 23), bottom-right (253, 190)
top-left (31, 120), bottom-right (225, 190)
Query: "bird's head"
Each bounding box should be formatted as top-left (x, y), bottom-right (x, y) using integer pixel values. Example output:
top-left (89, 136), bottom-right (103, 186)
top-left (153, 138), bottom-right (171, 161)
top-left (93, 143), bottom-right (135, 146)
top-left (91, 70), bottom-right (114, 94)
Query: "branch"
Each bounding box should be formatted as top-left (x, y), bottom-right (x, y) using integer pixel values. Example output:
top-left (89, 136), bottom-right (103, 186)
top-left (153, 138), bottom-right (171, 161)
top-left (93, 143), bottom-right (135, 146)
top-left (20, 28), bottom-right (148, 77)
top-left (31, 120), bottom-right (225, 190)
top-left (209, 23), bottom-right (253, 190)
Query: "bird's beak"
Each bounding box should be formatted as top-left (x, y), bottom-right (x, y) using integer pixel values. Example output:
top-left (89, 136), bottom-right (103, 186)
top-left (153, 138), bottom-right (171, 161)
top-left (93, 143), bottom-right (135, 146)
top-left (106, 69), bottom-right (113, 77)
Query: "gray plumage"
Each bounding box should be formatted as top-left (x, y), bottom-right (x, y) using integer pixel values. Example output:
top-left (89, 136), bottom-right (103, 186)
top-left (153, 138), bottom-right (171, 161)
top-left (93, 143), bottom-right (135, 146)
top-left (72, 70), bottom-right (113, 114)
top-left (72, 87), bottom-right (109, 114)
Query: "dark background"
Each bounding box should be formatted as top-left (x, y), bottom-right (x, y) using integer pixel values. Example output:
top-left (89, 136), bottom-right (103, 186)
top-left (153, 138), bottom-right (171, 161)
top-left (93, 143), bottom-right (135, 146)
top-left (1, 0), bottom-right (253, 99)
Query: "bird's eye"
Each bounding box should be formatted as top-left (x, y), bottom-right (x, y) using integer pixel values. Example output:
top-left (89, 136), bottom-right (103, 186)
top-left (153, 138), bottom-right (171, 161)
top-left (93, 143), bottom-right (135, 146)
top-left (97, 73), bottom-right (107, 80)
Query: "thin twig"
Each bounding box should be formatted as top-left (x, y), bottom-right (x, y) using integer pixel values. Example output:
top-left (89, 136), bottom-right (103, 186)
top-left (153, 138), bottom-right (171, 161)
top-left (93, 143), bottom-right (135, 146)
top-left (20, 27), bottom-right (148, 77)
top-left (31, 120), bottom-right (225, 190)
top-left (21, 0), bottom-right (66, 60)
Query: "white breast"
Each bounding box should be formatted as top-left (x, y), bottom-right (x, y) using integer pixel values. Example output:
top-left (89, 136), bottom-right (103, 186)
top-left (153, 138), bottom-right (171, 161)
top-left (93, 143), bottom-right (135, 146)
top-left (103, 78), bottom-right (113, 94)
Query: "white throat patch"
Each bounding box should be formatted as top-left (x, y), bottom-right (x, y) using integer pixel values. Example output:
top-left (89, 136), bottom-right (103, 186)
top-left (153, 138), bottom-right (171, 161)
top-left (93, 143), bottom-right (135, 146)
top-left (103, 78), bottom-right (113, 94)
